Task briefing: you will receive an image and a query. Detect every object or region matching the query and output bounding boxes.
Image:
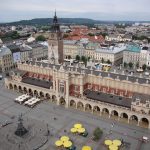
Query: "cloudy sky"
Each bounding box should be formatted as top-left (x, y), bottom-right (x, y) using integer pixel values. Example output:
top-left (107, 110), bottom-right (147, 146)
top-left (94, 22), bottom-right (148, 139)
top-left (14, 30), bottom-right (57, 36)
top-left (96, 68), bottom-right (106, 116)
top-left (0, 0), bottom-right (150, 22)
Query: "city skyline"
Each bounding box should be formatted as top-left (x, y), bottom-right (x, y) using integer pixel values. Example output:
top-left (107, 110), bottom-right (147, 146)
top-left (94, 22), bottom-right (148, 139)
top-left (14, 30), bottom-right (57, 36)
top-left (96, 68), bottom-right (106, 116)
top-left (0, 0), bottom-right (150, 22)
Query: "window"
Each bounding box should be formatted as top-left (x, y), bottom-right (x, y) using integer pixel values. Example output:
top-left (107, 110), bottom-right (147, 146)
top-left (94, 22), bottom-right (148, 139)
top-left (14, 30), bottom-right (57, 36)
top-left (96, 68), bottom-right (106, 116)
top-left (59, 81), bottom-right (65, 93)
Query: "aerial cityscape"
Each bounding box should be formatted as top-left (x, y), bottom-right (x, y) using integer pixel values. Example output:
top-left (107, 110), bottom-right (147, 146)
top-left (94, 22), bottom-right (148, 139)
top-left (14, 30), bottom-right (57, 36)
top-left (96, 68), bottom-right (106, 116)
top-left (0, 0), bottom-right (150, 150)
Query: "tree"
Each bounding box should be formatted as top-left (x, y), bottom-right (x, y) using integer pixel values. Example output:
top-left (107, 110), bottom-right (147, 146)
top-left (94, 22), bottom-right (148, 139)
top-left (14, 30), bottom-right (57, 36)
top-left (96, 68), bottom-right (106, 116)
top-left (106, 59), bottom-right (111, 64)
top-left (81, 56), bottom-right (87, 66)
top-left (68, 55), bottom-right (71, 59)
top-left (136, 62), bottom-right (139, 68)
top-left (88, 33), bottom-right (94, 36)
top-left (76, 55), bottom-right (80, 61)
top-left (128, 62), bottom-right (133, 69)
top-left (36, 35), bottom-right (46, 41)
top-left (93, 127), bottom-right (103, 141)
top-left (101, 58), bottom-right (104, 63)
top-left (81, 56), bottom-right (86, 62)
top-left (142, 64), bottom-right (147, 71)
top-left (88, 57), bottom-right (91, 61)
top-left (63, 34), bottom-right (69, 38)
top-left (124, 62), bottom-right (128, 68)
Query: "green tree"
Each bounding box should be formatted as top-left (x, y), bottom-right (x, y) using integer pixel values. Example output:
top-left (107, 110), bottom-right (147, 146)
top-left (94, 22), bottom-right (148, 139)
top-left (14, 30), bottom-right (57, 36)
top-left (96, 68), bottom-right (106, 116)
top-left (88, 57), bottom-right (90, 61)
top-left (101, 58), bottom-right (104, 63)
top-left (128, 62), bottom-right (133, 69)
top-left (124, 62), bottom-right (128, 68)
top-left (68, 55), bottom-right (71, 59)
top-left (93, 127), bottom-right (103, 141)
top-left (81, 56), bottom-right (87, 65)
top-left (36, 35), bottom-right (46, 41)
top-left (136, 62), bottom-right (139, 68)
top-left (63, 34), bottom-right (69, 38)
top-left (88, 33), bottom-right (94, 36)
top-left (106, 59), bottom-right (111, 64)
top-left (76, 55), bottom-right (80, 61)
top-left (142, 64), bottom-right (147, 71)
top-left (81, 56), bottom-right (86, 62)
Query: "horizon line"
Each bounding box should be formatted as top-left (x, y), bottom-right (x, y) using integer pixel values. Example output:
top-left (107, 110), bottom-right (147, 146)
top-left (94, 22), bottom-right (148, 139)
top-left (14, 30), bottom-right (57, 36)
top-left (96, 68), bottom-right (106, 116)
top-left (1, 17), bottom-right (150, 24)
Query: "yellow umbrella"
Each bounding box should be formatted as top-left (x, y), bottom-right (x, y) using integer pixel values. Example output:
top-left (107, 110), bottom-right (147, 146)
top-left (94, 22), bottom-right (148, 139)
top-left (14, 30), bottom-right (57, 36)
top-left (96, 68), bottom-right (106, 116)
top-left (113, 140), bottom-right (122, 146)
top-left (74, 123), bottom-right (82, 129)
top-left (109, 144), bottom-right (118, 150)
top-left (63, 140), bottom-right (72, 148)
top-left (77, 128), bottom-right (86, 133)
top-left (82, 146), bottom-right (92, 150)
top-left (60, 136), bottom-right (69, 142)
top-left (70, 128), bottom-right (77, 133)
top-left (104, 140), bottom-right (113, 146)
top-left (55, 140), bottom-right (63, 147)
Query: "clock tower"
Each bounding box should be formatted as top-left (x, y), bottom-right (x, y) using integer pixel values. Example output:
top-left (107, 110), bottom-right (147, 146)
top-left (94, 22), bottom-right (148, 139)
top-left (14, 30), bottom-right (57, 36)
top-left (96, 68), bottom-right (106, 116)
top-left (48, 11), bottom-right (63, 64)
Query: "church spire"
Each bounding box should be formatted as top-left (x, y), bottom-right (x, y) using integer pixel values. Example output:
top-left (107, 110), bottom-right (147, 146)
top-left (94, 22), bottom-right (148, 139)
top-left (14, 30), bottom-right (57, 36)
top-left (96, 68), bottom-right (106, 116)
top-left (52, 10), bottom-right (60, 32)
top-left (55, 9), bottom-right (56, 17)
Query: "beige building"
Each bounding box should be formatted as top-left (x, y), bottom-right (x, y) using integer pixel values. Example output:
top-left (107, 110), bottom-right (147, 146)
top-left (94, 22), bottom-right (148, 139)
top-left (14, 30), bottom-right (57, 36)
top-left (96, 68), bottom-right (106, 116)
top-left (94, 45), bottom-right (125, 65)
top-left (63, 40), bottom-right (78, 59)
top-left (0, 46), bottom-right (13, 72)
top-left (4, 12), bottom-right (150, 130)
top-left (5, 61), bottom-right (150, 129)
top-left (27, 42), bottom-right (48, 60)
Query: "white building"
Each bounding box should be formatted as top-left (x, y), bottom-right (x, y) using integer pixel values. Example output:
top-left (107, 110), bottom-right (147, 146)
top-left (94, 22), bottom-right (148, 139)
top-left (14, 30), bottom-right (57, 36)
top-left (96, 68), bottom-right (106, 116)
top-left (95, 44), bottom-right (126, 65)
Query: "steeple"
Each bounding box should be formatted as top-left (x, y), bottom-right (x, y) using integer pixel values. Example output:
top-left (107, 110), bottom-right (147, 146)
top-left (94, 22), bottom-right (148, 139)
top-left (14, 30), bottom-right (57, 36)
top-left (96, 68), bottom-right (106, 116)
top-left (52, 10), bottom-right (60, 32)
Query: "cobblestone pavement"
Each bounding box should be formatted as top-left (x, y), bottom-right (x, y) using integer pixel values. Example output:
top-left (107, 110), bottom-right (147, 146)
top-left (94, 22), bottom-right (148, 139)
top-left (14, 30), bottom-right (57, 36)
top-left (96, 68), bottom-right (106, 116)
top-left (0, 79), bottom-right (150, 150)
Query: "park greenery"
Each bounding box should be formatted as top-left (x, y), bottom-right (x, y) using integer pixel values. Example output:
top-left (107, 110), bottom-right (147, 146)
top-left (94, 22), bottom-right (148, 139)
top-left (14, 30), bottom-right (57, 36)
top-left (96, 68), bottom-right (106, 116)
top-left (124, 61), bottom-right (148, 71)
top-left (132, 35), bottom-right (150, 43)
top-left (0, 31), bottom-right (20, 41)
top-left (36, 35), bottom-right (46, 41)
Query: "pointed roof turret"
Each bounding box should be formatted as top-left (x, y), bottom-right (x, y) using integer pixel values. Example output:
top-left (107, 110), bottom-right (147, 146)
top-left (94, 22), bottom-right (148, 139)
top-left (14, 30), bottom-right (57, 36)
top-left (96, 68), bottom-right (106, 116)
top-left (52, 10), bottom-right (60, 32)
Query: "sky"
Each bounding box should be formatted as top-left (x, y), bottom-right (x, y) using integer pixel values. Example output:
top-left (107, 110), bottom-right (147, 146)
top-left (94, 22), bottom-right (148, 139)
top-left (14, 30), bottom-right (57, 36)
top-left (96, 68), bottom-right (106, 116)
top-left (0, 0), bottom-right (150, 22)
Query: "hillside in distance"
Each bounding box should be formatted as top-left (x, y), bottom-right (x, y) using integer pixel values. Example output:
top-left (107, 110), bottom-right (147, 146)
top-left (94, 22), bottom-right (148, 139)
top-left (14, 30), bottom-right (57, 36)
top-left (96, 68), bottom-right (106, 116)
top-left (0, 18), bottom-right (136, 26)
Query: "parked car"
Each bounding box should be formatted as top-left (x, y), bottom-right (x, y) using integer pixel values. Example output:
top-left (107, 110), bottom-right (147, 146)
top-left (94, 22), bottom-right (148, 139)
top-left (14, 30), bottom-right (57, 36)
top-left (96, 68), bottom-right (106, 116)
top-left (144, 72), bottom-right (149, 76)
top-left (142, 136), bottom-right (149, 143)
top-left (0, 75), bottom-right (2, 80)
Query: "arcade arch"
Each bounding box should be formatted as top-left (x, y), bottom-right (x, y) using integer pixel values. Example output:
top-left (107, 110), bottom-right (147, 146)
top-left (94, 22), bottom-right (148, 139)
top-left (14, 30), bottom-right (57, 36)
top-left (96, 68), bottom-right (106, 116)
top-left (77, 102), bottom-right (84, 110)
top-left (85, 103), bottom-right (92, 112)
top-left (59, 97), bottom-right (66, 106)
top-left (70, 100), bottom-right (76, 108)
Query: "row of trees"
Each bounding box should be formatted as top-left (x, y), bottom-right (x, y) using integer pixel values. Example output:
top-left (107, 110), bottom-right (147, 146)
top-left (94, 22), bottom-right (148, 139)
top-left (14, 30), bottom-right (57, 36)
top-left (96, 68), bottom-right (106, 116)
top-left (124, 62), bottom-right (147, 71)
top-left (132, 35), bottom-right (150, 43)
top-left (101, 57), bottom-right (112, 64)
top-left (0, 31), bottom-right (20, 40)
top-left (75, 55), bottom-right (90, 65)
top-left (75, 55), bottom-right (112, 65)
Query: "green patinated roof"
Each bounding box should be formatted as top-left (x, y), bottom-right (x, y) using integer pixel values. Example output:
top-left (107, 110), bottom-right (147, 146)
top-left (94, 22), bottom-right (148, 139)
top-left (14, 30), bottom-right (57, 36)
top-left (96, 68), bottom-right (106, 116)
top-left (126, 44), bottom-right (141, 53)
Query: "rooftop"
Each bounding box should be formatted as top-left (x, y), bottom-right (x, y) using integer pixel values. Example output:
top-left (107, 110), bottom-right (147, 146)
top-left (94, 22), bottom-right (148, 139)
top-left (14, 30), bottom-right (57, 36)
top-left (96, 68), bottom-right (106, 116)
top-left (96, 44), bottom-right (126, 54)
top-left (0, 46), bottom-right (11, 57)
top-left (126, 43), bottom-right (141, 53)
top-left (84, 89), bottom-right (132, 108)
top-left (24, 61), bottom-right (150, 85)
top-left (22, 77), bottom-right (53, 89)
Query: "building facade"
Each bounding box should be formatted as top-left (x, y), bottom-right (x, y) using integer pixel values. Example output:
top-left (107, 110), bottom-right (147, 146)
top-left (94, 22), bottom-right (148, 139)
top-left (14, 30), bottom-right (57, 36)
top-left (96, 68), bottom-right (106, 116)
top-left (5, 61), bottom-right (150, 128)
top-left (0, 46), bottom-right (13, 72)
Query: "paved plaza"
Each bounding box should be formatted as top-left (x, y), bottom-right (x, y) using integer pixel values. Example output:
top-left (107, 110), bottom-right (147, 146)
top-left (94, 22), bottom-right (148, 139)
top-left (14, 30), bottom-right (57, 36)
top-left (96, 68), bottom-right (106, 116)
top-left (0, 79), bottom-right (150, 150)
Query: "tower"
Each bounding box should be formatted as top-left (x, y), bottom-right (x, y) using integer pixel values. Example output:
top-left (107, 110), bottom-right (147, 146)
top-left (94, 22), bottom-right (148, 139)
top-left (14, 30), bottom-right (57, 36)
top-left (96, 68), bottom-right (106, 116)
top-left (48, 11), bottom-right (63, 64)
